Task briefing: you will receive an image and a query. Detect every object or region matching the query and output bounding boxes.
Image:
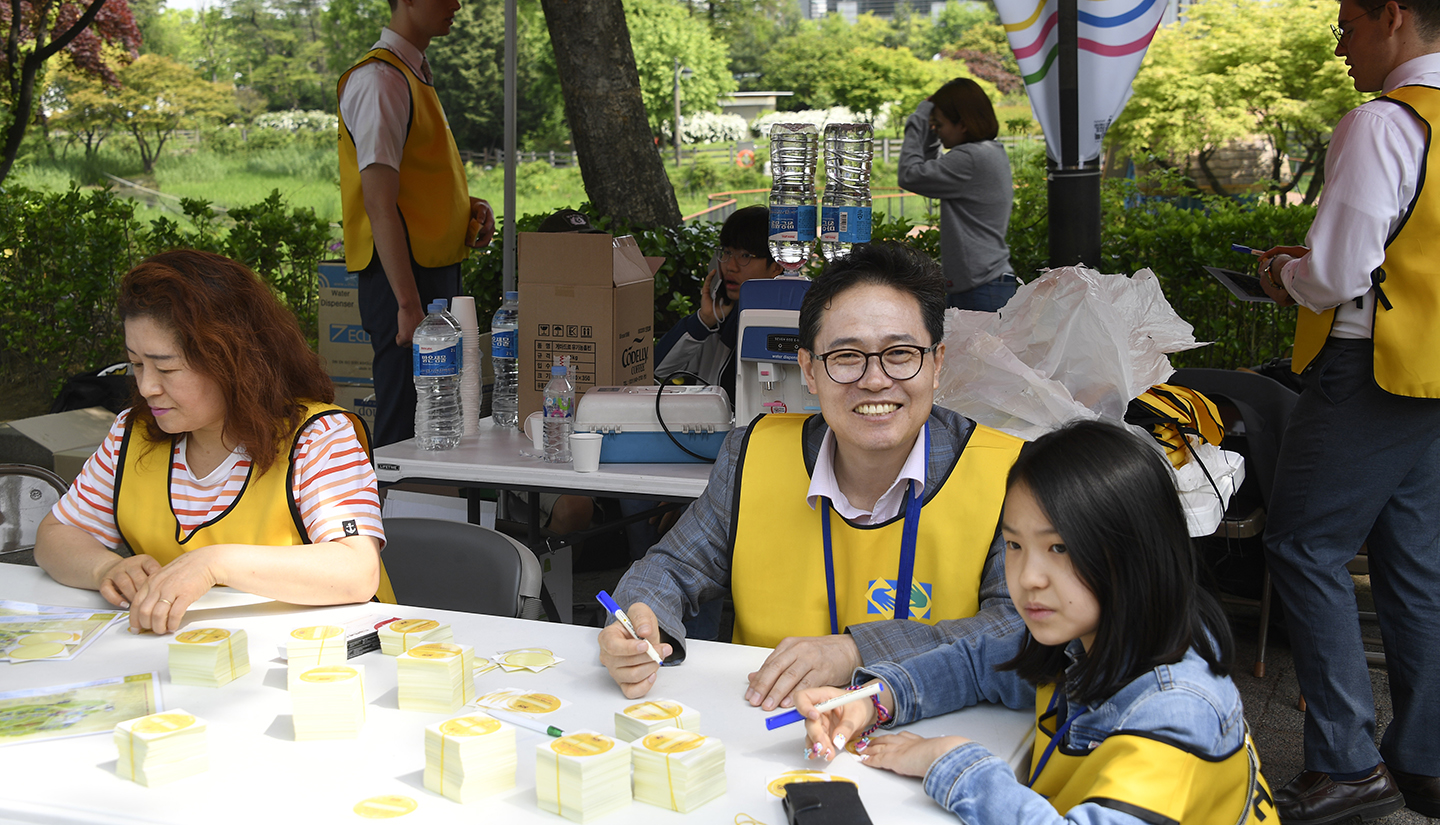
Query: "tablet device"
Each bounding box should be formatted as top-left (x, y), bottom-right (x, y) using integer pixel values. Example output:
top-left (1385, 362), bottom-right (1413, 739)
top-left (1204, 266), bottom-right (1275, 303)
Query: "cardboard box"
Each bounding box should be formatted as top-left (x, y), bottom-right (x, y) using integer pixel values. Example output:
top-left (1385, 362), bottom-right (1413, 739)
top-left (318, 262), bottom-right (374, 386)
top-left (332, 382), bottom-right (379, 435)
top-left (0, 407), bottom-right (115, 472)
top-left (517, 233), bottom-right (658, 420)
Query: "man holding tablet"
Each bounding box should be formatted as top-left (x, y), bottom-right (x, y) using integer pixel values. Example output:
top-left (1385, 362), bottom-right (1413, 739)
top-left (599, 243), bottom-right (1025, 710)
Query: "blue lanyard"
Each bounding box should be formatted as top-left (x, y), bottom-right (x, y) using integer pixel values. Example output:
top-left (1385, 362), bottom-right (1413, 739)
top-left (1028, 688), bottom-right (1086, 788)
top-left (821, 424), bottom-right (929, 636)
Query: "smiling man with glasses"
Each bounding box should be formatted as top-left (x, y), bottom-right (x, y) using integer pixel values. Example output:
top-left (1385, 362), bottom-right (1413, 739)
top-left (1254, 0), bottom-right (1440, 821)
top-left (600, 242), bottom-right (1024, 713)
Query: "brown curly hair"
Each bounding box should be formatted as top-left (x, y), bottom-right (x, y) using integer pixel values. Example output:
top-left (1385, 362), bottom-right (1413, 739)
top-left (118, 250), bottom-right (334, 474)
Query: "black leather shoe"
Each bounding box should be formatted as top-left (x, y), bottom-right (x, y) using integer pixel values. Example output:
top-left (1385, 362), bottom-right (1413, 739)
top-left (1392, 768), bottom-right (1440, 818)
top-left (1275, 765), bottom-right (1405, 825)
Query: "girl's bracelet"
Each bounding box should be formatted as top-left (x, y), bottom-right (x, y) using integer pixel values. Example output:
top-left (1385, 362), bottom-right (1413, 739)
top-left (851, 683), bottom-right (892, 741)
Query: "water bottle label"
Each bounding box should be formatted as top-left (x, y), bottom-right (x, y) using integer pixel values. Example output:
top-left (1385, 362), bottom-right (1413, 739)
top-left (840, 206), bottom-right (871, 243)
top-left (544, 396), bottom-right (573, 417)
top-left (414, 342), bottom-right (460, 377)
top-left (491, 329), bottom-right (517, 359)
top-left (769, 205), bottom-right (817, 243)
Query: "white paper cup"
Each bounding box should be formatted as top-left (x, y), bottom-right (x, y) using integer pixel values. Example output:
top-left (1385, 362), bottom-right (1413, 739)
top-left (523, 411), bottom-right (544, 451)
top-left (570, 433), bottom-right (603, 473)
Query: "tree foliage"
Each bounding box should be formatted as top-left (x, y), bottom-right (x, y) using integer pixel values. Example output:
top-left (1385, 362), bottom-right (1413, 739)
top-left (110, 53), bottom-right (236, 171)
top-left (759, 12), bottom-right (964, 115)
top-left (1, 0), bottom-right (141, 183)
top-left (624, 0), bottom-right (735, 135)
top-left (1108, 0), bottom-right (1361, 201)
top-left (429, 0), bottom-right (568, 151)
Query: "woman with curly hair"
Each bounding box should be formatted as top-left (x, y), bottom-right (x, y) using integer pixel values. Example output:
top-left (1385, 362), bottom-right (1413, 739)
top-left (36, 249), bottom-right (393, 634)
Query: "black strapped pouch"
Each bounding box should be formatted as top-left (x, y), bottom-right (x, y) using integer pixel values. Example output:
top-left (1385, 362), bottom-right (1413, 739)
top-left (782, 781), bottom-right (875, 825)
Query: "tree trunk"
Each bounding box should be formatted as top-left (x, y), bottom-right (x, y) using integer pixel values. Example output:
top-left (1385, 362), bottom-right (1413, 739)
top-left (0, 0), bottom-right (114, 185)
top-left (540, 0), bottom-right (682, 228)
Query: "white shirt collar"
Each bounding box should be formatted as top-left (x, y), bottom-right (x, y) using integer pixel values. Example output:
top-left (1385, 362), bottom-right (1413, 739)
top-left (374, 27), bottom-right (426, 79)
top-left (806, 424), bottom-right (928, 525)
top-left (1383, 52), bottom-right (1440, 92)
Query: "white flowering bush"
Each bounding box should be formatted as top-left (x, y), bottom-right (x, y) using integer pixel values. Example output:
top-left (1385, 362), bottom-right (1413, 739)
top-left (254, 109), bottom-right (339, 132)
top-left (659, 111), bottom-right (749, 144)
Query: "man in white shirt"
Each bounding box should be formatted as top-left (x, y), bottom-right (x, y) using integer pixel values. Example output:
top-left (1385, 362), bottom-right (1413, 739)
top-left (598, 243), bottom-right (1025, 709)
top-left (1259, 0), bottom-right (1440, 820)
top-left (336, 0), bottom-right (493, 447)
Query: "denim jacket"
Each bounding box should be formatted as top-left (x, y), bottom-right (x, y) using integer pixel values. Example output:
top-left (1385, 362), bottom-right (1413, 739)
top-left (858, 630), bottom-right (1248, 825)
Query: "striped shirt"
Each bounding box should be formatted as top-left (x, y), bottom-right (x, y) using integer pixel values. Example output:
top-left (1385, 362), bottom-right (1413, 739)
top-left (53, 409), bottom-right (384, 550)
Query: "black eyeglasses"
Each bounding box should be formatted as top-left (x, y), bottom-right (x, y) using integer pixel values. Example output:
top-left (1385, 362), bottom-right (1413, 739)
top-left (1332, 3), bottom-right (1404, 42)
top-left (718, 248), bottom-right (758, 265)
top-left (812, 344), bottom-right (938, 384)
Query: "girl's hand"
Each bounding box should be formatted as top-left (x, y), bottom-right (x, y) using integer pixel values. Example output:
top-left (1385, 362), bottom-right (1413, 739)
top-left (797, 686), bottom-right (876, 761)
top-left (856, 731), bottom-right (971, 778)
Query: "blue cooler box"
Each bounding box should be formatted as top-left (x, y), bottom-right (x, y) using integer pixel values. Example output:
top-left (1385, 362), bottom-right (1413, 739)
top-left (574, 385), bottom-right (733, 464)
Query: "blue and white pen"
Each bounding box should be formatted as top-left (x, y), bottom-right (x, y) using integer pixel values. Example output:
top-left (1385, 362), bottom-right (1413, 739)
top-left (596, 590), bottom-right (663, 664)
top-left (1231, 243), bottom-right (1265, 257)
top-left (765, 681), bottom-right (886, 730)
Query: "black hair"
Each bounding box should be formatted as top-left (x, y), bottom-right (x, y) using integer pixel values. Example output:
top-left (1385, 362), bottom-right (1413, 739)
top-left (719, 205), bottom-right (775, 264)
top-left (998, 419), bottom-right (1233, 706)
top-left (798, 241), bottom-right (946, 353)
top-left (1357, 0), bottom-right (1440, 41)
top-left (930, 77), bottom-right (1000, 143)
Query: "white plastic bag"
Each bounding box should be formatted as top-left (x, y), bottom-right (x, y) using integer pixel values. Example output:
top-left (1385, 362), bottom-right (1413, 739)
top-left (935, 266), bottom-right (1205, 440)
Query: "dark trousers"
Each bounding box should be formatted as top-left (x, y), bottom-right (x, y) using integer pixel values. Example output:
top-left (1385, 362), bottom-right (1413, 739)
top-left (1264, 338), bottom-right (1440, 776)
top-left (356, 254), bottom-right (463, 448)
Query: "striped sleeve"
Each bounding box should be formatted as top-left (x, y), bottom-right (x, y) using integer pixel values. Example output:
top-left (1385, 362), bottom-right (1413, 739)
top-left (51, 410), bottom-right (130, 549)
top-left (290, 414), bottom-right (385, 548)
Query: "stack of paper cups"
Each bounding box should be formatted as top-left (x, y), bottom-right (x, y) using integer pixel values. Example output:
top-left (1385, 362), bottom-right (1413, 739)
top-left (451, 295), bottom-right (481, 435)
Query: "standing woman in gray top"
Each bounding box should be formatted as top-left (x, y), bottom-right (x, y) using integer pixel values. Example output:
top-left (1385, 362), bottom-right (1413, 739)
top-left (899, 78), bottom-right (1016, 312)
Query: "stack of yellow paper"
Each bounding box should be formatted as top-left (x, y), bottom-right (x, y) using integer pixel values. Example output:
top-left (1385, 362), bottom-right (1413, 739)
top-left (114, 710), bottom-right (208, 787)
top-left (397, 643), bottom-right (475, 712)
top-left (423, 714), bottom-right (517, 802)
top-left (379, 618), bottom-right (453, 655)
top-left (286, 625), bottom-right (347, 685)
top-left (631, 727), bottom-right (726, 812)
top-left (535, 732), bottom-right (632, 822)
top-left (291, 664), bottom-right (366, 740)
top-left (613, 699), bottom-right (700, 742)
top-left (168, 628), bottom-right (250, 687)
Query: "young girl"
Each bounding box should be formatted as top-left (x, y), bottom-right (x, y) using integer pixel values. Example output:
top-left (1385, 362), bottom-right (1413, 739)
top-left (797, 420), bottom-right (1275, 824)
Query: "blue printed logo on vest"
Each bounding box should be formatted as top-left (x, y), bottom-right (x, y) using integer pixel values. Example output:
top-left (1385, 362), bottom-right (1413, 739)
top-left (865, 579), bottom-right (933, 619)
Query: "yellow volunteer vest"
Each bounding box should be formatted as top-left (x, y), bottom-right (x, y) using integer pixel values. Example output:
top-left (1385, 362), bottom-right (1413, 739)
top-left (338, 47), bottom-right (470, 272)
top-left (1029, 683), bottom-right (1276, 825)
top-left (729, 414), bottom-right (1023, 648)
top-left (1292, 85), bottom-right (1440, 398)
top-left (114, 402), bottom-right (395, 604)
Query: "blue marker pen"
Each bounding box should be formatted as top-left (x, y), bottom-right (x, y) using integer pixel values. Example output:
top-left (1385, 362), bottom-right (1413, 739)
top-left (596, 590), bottom-right (663, 665)
top-left (1231, 243), bottom-right (1264, 256)
top-left (764, 682), bottom-right (886, 730)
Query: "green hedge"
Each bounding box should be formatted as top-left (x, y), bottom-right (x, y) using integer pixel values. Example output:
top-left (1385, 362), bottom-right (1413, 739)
top-left (2, 174), bottom-right (1312, 406)
top-left (0, 184), bottom-right (332, 396)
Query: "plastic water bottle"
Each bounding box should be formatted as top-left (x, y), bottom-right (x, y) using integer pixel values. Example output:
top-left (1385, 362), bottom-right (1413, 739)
top-left (542, 364), bottom-right (574, 464)
top-left (413, 299), bottom-right (463, 450)
top-left (490, 290), bottom-right (519, 428)
top-left (820, 123), bottom-right (873, 262)
top-left (767, 122), bottom-right (819, 272)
